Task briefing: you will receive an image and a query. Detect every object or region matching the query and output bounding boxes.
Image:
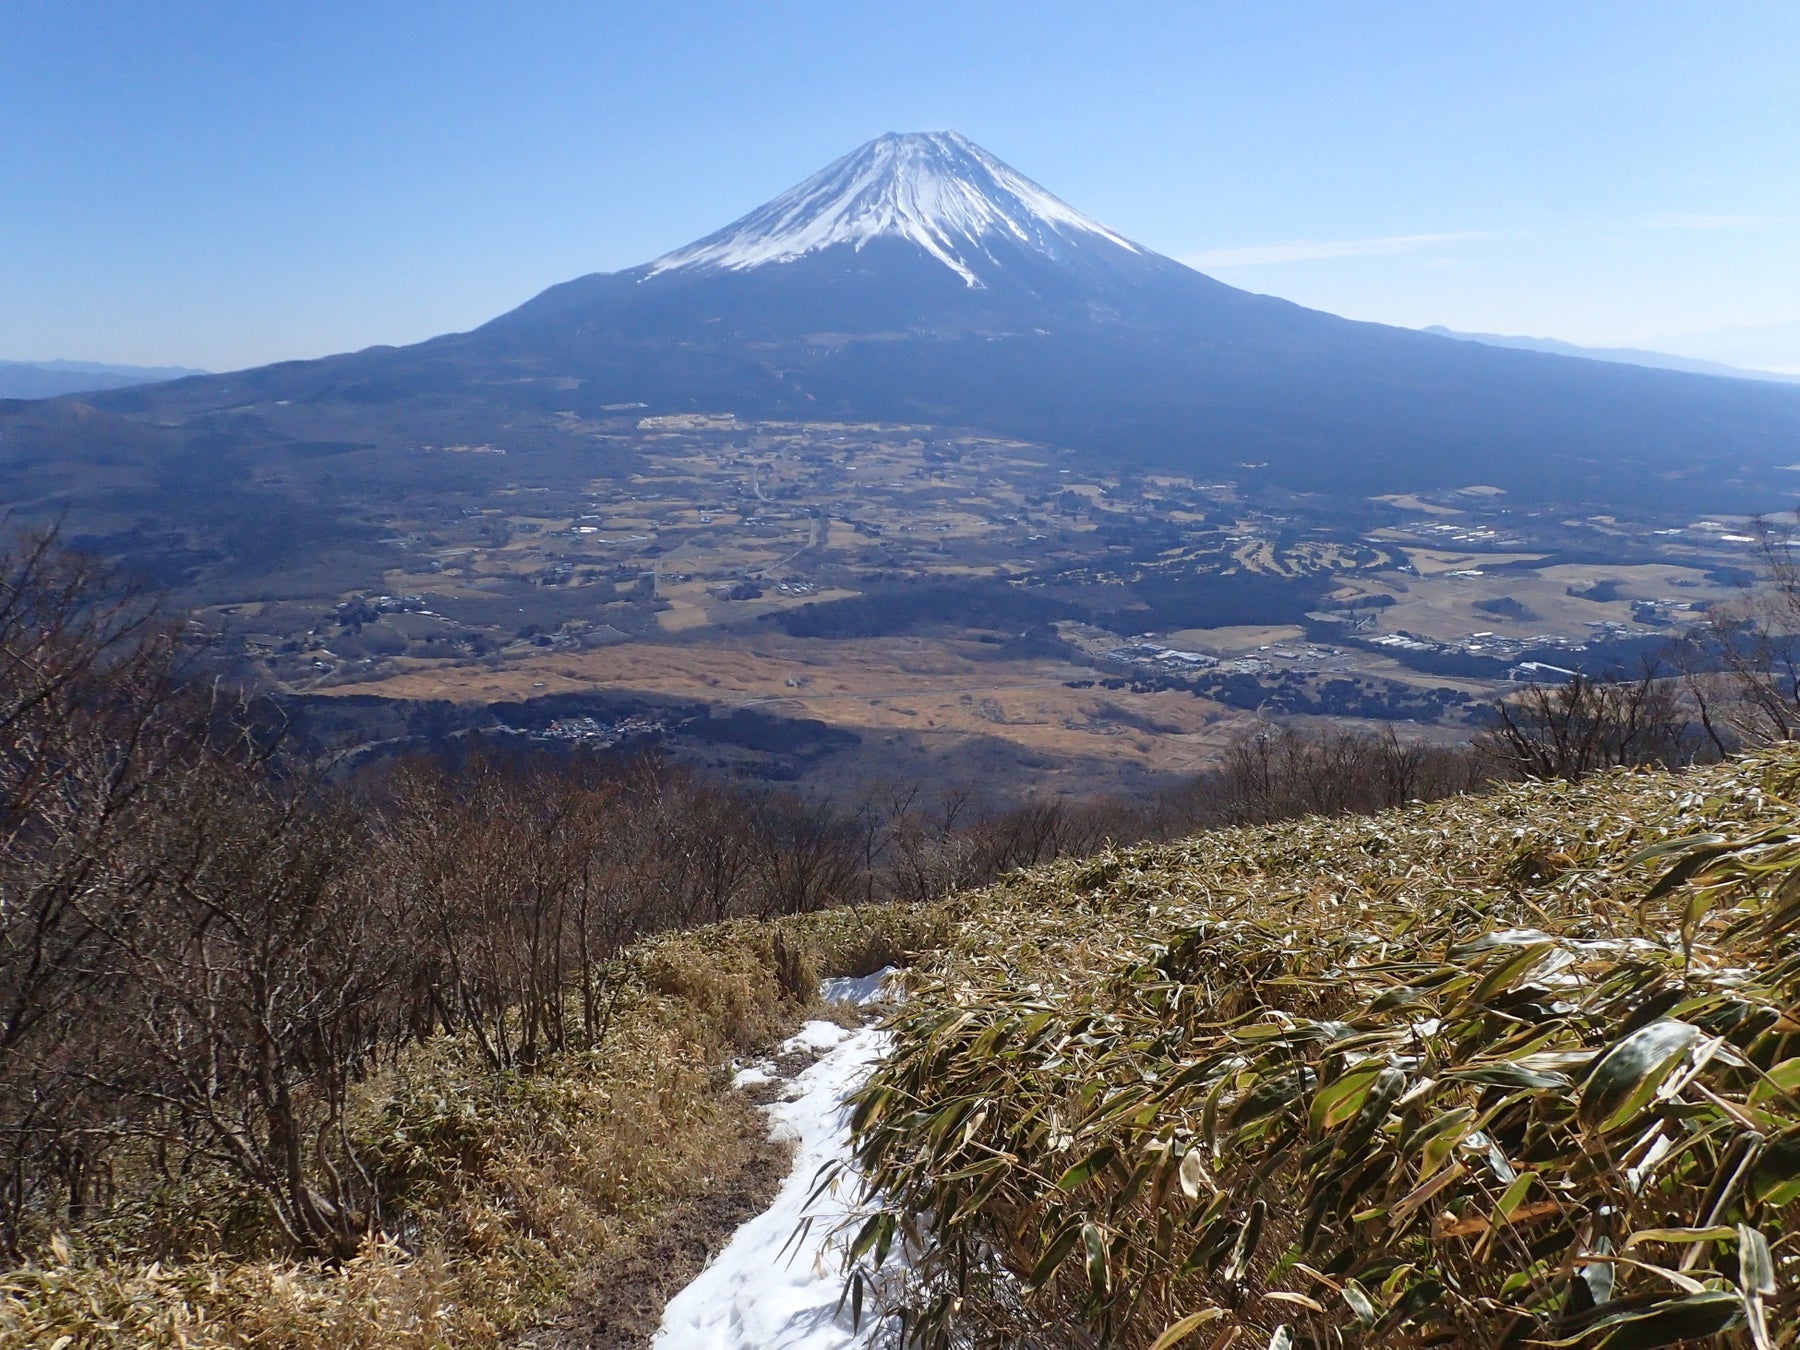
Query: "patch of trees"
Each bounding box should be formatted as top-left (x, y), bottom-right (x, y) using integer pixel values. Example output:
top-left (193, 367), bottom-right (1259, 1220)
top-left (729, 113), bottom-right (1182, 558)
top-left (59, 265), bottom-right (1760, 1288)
top-left (1565, 578), bottom-right (1624, 602)
top-left (1090, 670), bottom-right (1475, 721)
top-left (1330, 592), bottom-right (1395, 610)
top-left (689, 707), bottom-right (860, 756)
top-left (1200, 726), bottom-right (1491, 823)
top-left (1473, 595), bottom-right (1538, 620)
top-left (1089, 518), bottom-right (1182, 553)
top-left (1474, 511), bottom-right (1800, 774)
top-left (773, 580), bottom-right (1086, 639)
top-left (777, 570), bottom-right (1329, 642)
top-left (1120, 569), bottom-right (1325, 631)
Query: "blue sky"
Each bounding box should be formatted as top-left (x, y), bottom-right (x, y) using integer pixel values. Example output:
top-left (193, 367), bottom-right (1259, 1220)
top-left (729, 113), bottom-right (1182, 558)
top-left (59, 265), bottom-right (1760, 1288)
top-left (3, 1), bottom-right (1796, 370)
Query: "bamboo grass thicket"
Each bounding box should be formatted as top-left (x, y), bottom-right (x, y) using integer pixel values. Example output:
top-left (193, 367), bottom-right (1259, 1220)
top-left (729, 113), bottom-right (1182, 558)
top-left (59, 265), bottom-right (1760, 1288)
top-left (845, 751), bottom-right (1800, 1348)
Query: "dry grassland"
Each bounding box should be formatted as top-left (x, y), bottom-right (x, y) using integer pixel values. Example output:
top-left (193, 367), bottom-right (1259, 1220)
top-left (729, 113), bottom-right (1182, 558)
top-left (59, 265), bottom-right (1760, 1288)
top-left (1329, 559), bottom-right (1733, 643)
top-left (321, 635), bottom-right (1256, 782)
top-left (1395, 547), bottom-right (1550, 575)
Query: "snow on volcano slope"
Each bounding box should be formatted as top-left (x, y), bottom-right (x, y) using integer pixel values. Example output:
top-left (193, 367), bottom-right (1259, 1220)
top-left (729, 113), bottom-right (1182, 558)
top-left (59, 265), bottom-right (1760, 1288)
top-left (651, 973), bottom-right (902, 1350)
top-left (647, 131), bottom-right (1142, 287)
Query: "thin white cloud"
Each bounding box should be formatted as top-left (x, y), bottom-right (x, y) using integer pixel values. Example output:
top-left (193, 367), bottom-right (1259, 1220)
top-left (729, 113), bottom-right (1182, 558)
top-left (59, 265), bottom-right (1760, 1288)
top-left (1182, 230), bottom-right (1487, 269)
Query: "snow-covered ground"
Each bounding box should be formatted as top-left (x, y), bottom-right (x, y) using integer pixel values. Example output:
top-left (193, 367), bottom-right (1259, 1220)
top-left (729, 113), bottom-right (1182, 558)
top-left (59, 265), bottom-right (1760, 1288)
top-left (651, 972), bottom-right (901, 1350)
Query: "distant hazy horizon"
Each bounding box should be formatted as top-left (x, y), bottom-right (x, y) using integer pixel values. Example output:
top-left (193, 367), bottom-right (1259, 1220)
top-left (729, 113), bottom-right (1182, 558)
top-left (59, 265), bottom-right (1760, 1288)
top-left (4, 1), bottom-right (1796, 371)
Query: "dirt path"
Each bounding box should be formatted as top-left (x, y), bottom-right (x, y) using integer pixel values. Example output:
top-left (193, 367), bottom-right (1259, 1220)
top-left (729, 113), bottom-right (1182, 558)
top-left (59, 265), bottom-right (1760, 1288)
top-left (529, 973), bottom-right (898, 1349)
top-left (526, 1119), bottom-right (789, 1349)
top-left (651, 1019), bottom-right (894, 1348)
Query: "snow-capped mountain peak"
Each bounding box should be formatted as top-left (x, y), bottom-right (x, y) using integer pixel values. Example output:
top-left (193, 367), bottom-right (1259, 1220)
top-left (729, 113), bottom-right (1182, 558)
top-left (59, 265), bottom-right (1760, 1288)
top-left (646, 131), bottom-right (1144, 287)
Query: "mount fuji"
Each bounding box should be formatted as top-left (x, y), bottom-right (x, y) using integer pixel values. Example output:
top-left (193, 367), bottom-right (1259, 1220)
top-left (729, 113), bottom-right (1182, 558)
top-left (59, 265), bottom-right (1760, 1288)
top-left (646, 131), bottom-right (1144, 286)
top-left (12, 130), bottom-right (1800, 524)
top-left (490, 130), bottom-right (1232, 341)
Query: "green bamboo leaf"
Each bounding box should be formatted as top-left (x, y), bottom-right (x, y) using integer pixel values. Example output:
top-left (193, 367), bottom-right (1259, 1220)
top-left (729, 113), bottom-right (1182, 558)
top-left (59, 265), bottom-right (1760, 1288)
top-left (1308, 1063), bottom-right (1383, 1136)
top-left (968, 1020), bottom-right (1011, 1058)
top-left (1202, 1075), bottom-right (1226, 1159)
top-left (1231, 1021), bottom-right (1315, 1042)
top-left (1389, 1161), bottom-right (1464, 1223)
top-left (1748, 1057), bottom-right (1800, 1107)
top-left (1082, 1221), bottom-right (1111, 1298)
top-left (849, 1085), bottom-right (895, 1133)
top-left (1227, 1066), bottom-right (1318, 1127)
top-left (1333, 1066), bottom-right (1406, 1160)
top-left (1738, 1223), bottom-right (1775, 1296)
top-left (1341, 1278), bottom-right (1377, 1324)
top-left (1443, 1062), bottom-right (1572, 1090)
top-left (926, 1095), bottom-right (982, 1148)
top-left (1578, 1020), bottom-right (1700, 1132)
top-left (946, 1168), bottom-right (1009, 1227)
top-left (1161, 1058), bottom-right (1226, 1097)
top-left (1022, 1221), bottom-right (1083, 1294)
top-left (1057, 1144), bottom-right (1119, 1191)
top-left (1090, 1084), bottom-right (1153, 1125)
top-left (1113, 1151), bottom-right (1160, 1212)
top-left (1221, 1200), bottom-right (1267, 1283)
top-left (1643, 843), bottom-right (1737, 902)
top-left (848, 1212), bottom-right (894, 1264)
top-left (1366, 984), bottom-right (1427, 1014)
top-left (1627, 833), bottom-right (1727, 865)
top-left (1471, 940), bottom-right (1557, 1004)
top-left (1408, 1106), bottom-right (1477, 1172)
top-left (1748, 1129), bottom-right (1800, 1206)
top-left (1592, 1292), bottom-right (1741, 1350)
top-left (1491, 1169), bottom-right (1537, 1225)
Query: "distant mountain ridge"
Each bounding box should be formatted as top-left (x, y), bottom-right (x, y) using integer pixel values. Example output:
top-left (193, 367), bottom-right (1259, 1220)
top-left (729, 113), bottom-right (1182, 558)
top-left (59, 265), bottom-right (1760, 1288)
top-left (0, 359), bottom-right (208, 400)
top-left (1421, 326), bottom-right (1800, 384)
top-left (1649, 319), bottom-right (1800, 377)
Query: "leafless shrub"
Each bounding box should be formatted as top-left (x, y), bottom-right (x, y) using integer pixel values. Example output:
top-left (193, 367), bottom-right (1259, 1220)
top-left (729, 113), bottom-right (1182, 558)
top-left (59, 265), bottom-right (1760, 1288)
top-left (1192, 724), bottom-right (1487, 823)
top-left (1477, 665), bottom-right (1707, 782)
top-left (0, 531), bottom-right (193, 1255)
top-left (1675, 514), bottom-right (1800, 748)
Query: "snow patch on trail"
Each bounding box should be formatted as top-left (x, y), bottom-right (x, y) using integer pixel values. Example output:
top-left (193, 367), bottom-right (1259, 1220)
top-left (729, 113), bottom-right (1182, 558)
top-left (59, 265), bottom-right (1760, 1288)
top-left (781, 1020), bottom-right (859, 1056)
top-left (730, 1062), bottom-right (777, 1090)
top-left (819, 968), bottom-right (900, 1008)
top-left (653, 973), bottom-right (903, 1349)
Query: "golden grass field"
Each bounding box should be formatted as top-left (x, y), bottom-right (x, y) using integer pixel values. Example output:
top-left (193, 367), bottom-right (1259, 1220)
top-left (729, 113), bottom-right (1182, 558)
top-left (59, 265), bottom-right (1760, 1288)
top-left (316, 633), bottom-right (1258, 788)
